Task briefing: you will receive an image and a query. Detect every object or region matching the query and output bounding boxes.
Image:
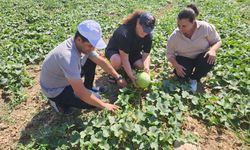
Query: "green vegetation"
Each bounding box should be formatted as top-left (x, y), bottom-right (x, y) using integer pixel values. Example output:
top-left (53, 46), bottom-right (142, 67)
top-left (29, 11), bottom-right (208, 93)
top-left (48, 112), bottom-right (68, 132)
top-left (0, 0), bottom-right (249, 149)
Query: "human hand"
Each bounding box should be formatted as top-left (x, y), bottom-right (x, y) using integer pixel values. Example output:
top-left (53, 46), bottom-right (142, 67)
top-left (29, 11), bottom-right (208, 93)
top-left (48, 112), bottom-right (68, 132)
top-left (103, 103), bottom-right (120, 112)
top-left (204, 50), bottom-right (216, 64)
top-left (116, 78), bottom-right (127, 87)
top-left (175, 64), bottom-right (186, 78)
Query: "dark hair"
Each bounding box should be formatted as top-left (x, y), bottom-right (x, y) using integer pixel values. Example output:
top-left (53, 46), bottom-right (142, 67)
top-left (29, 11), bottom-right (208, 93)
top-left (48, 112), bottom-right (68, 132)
top-left (122, 10), bottom-right (145, 25)
top-left (74, 31), bottom-right (89, 42)
top-left (178, 4), bottom-right (199, 22)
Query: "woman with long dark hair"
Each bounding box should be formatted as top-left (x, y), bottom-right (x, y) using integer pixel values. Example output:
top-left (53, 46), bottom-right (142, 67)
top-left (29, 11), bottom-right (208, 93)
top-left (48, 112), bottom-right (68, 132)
top-left (105, 10), bottom-right (156, 85)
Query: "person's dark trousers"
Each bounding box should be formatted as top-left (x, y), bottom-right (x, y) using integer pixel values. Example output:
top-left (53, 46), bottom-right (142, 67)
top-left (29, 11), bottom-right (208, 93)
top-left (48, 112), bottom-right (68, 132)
top-left (49, 59), bottom-right (98, 111)
top-left (50, 86), bottom-right (95, 109)
top-left (81, 58), bottom-right (97, 90)
top-left (174, 52), bottom-right (214, 81)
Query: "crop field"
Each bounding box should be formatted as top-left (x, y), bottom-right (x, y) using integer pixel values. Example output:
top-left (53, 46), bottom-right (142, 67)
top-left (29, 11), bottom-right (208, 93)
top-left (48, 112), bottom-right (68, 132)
top-left (0, 0), bottom-right (249, 149)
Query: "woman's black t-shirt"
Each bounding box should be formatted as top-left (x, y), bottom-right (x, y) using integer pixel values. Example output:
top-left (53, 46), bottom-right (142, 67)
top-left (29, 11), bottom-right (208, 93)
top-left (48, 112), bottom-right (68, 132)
top-left (106, 24), bottom-right (152, 55)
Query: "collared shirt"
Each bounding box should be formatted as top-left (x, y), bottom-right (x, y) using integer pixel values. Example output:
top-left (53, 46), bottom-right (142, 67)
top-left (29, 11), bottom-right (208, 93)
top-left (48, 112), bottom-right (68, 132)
top-left (166, 20), bottom-right (221, 59)
top-left (40, 37), bottom-right (98, 98)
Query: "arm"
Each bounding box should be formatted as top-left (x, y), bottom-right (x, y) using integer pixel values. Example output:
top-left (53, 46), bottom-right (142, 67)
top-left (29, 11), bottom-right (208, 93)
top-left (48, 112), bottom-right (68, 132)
top-left (210, 41), bottom-right (222, 52)
top-left (90, 54), bottom-right (127, 87)
top-left (68, 79), bottom-right (119, 112)
top-left (168, 56), bottom-right (186, 78)
top-left (168, 56), bottom-right (179, 68)
top-left (166, 35), bottom-right (186, 78)
top-left (142, 52), bottom-right (150, 73)
top-left (204, 23), bottom-right (222, 64)
top-left (204, 41), bottom-right (222, 64)
top-left (142, 34), bottom-right (153, 73)
top-left (119, 50), bottom-right (136, 84)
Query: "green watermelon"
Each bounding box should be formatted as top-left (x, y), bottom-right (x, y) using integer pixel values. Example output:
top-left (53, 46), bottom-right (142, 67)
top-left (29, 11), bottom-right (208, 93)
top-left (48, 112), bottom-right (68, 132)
top-left (136, 72), bottom-right (151, 88)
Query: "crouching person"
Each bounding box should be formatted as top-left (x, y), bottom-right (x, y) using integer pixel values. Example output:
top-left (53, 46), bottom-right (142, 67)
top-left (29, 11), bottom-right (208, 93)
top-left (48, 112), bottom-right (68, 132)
top-left (40, 20), bottom-right (127, 114)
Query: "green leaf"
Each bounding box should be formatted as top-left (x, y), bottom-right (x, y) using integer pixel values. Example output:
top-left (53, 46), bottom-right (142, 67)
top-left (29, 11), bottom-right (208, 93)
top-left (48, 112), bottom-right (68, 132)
top-left (110, 124), bottom-right (122, 137)
top-left (108, 116), bottom-right (116, 125)
top-left (134, 110), bottom-right (146, 121)
top-left (150, 141), bottom-right (159, 150)
top-left (102, 126), bottom-right (110, 138)
top-left (146, 105), bottom-right (158, 117)
top-left (181, 91), bottom-right (190, 98)
top-left (99, 140), bottom-right (110, 150)
top-left (191, 97), bottom-right (199, 105)
top-left (133, 124), bottom-right (147, 135)
top-left (147, 126), bottom-right (158, 137)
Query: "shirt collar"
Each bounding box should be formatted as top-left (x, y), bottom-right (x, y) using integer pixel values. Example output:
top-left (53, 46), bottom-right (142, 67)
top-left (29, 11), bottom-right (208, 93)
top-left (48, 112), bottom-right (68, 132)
top-left (196, 20), bottom-right (202, 29)
top-left (71, 37), bottom-right (81, 57)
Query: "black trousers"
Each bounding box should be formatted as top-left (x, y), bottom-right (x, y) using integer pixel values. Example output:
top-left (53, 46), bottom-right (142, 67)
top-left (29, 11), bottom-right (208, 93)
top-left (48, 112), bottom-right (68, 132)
top-left (81, 58), bottom-right (97, 90)
top-left (50, 86), bottom-right (95, 109)
top-left (49, 58), bottom-right (97, 109)
top-left (174, 52), bottom-right (214, 81)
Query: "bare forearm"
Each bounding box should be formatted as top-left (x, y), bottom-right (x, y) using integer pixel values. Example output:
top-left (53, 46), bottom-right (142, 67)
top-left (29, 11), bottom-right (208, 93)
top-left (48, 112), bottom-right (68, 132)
top-left (92, 56), bottom-right (120, 79)
top-left (122, 60), bottom-right (134, 77)
top-left (75, 88), bottom-right (105, 109)
top-left (168, 57), bottom-right (179, 68)
top-left (68, 79), bottom-right (106, 109)
top-left (98, 58), bottom-right (120, 78)
top-left (210, 41), bottom-right (222, 52)
top-left (143, 54), bottom-right (150, 69)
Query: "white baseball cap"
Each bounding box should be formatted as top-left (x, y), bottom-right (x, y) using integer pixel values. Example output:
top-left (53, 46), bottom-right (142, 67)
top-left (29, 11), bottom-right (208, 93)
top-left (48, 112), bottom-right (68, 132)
top-left (77, 20), bottom-right (106, 49)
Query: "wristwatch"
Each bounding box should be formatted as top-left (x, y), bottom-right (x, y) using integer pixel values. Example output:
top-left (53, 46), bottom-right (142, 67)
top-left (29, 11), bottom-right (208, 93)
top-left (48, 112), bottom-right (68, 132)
top-left (115, 74), bottom-right (123, 81)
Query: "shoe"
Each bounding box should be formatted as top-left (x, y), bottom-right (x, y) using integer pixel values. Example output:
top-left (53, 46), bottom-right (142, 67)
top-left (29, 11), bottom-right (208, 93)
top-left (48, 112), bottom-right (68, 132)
top-left (49, 100), bottom-right (73, 114)
top-left (91, 86), bottom-right (108, 94)
top-left (190, 79), bottom-right (197, 93)
top-left (49, 100), bottom-right (62, 112)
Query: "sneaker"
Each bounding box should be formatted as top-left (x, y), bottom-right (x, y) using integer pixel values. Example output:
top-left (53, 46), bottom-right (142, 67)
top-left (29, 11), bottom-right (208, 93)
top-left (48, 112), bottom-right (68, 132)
top-left (91, 86), bottom-right (108, 93)
top-left (190, 79), bottom-right (198, 93)
top-left (49, 100), bottom-right (61, 112)
top-left (49, 100), bottom-right (73, 114)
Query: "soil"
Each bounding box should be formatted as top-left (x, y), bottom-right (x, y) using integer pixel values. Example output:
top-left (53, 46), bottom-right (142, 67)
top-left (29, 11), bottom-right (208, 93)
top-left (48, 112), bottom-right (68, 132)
top-left (0, 64), bottom-right (249, 149)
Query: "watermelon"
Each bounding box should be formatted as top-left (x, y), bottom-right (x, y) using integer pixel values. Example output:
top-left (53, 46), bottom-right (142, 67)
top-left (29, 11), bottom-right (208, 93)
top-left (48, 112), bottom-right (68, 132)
top-left (136, 72), bottom-right (151, 88)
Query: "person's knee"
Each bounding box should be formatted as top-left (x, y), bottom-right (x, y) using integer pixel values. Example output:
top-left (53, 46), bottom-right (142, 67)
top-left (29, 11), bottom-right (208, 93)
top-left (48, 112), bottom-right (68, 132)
top-left (196, 56), bottom-right (214, 70)
top-left (110, 54), bottom-right (122, 70)
top-left (133, 59), bottom-right (144, 69)
top-left (175, 73), bottom-right (191, 81)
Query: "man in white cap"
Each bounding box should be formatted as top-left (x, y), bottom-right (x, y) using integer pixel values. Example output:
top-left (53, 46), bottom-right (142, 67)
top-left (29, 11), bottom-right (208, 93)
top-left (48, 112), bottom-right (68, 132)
top-left (40, 20), bottom-right (127, 113)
